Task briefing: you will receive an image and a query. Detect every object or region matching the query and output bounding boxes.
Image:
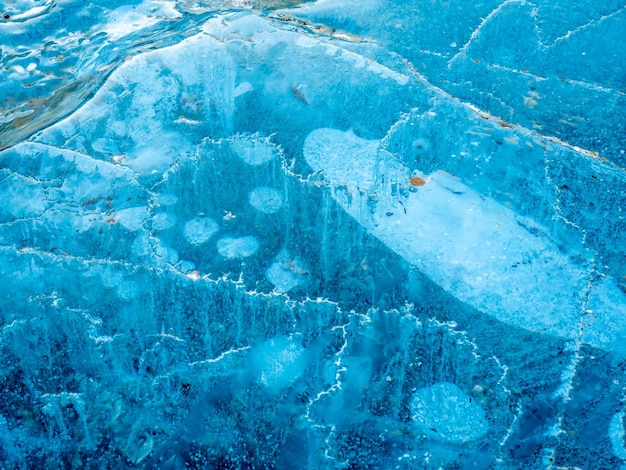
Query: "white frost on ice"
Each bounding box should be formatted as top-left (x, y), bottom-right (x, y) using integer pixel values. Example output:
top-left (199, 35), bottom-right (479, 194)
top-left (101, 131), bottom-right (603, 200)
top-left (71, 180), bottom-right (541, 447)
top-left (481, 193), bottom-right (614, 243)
top-left (100, 1), bottom-right (182, 41)
top-left (253, 336), bottom-right (305, 388)
top-left (265, 249), bottom-right (309, 293)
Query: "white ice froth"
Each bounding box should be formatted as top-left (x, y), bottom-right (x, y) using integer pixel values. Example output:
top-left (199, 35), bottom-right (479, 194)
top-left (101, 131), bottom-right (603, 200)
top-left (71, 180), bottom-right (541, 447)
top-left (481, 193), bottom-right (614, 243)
top-left (303, 127), bottom-right (626, 350)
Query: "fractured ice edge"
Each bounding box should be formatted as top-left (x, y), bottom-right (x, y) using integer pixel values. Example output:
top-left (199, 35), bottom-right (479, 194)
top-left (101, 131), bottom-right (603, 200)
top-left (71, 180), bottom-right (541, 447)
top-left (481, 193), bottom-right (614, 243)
top-left (1, 8), bottom-right (626, 470)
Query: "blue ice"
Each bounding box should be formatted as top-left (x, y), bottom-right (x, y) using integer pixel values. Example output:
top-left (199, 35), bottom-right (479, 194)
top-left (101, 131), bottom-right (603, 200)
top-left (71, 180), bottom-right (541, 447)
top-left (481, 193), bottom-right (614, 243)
top-left (1, 1), bottom-right (625, 469)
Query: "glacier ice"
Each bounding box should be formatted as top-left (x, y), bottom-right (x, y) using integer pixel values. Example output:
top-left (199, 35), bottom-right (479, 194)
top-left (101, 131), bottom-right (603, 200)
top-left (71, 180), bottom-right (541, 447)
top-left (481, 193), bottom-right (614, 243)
top-left (1, 1), bottom-right (626, 469)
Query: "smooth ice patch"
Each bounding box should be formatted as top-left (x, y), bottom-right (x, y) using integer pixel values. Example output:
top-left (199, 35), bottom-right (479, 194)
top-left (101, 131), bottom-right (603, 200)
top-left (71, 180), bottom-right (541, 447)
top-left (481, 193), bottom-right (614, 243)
top-left (234, 82), bottom-right (253, 97)
top-left (230, 135), bottom-right (277, 166)
top-left (116, 280), bottom-right (139, 301)
top-left (153, 193), bottom-right (178, 206)
top-left (151, 212), bottom-right (177, 230)
top-left (183, 217), bottom-right (219, 245)
top-left (0, 174), bottom-right (46, 219)
top-left (248, 187), bottom-right (284, 214)
top-left (132, 232), bottom-right (152, 258)
top-left (154, 240), bottom-right (179, 265)
top-left (97, 267), bottom-right (124, 289)
top-left (131, 231), bottom-right (179, 266)
top-left (411, 382), bottom-right (488, 444)
top-left (217, 236), bottom-right (259, 259)
top-left (265, 249), bottom-right (309, 293)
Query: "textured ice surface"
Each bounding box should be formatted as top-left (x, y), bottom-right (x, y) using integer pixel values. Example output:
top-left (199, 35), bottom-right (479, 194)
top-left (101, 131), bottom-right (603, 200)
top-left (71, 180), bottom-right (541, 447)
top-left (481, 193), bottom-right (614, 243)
top-left (411, 382), bottom-right (488, 444)
top-left (304, 128), bottom-right (626, 350)
top-left (1, 1), bottom-right (626, 469)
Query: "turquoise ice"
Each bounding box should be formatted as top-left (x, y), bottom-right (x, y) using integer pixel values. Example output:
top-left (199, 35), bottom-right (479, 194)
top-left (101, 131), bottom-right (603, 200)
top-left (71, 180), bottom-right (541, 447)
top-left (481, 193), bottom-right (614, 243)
top-left (1, 1), bottom-right (625, 469)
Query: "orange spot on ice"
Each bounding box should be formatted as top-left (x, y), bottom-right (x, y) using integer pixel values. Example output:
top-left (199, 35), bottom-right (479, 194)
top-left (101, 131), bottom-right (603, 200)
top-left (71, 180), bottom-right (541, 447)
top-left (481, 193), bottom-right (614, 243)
top-left (410, 176), bottom-right (426, 186)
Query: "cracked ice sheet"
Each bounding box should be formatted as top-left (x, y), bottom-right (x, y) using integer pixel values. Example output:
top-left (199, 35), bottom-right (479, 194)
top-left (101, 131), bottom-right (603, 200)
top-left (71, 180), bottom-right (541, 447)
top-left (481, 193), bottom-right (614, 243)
top-left (32, 11), bottom-right (418, 173)
top-left (0, 0), bottom-right (200, 152)
top-left (287, 0), bottom-right (626, 167)
top-left (0, 243), bottom-right (515, 467)
top-left (8, 5), bottom-right (626, 365)
top-left (1, 8), bottom-right (626, 470)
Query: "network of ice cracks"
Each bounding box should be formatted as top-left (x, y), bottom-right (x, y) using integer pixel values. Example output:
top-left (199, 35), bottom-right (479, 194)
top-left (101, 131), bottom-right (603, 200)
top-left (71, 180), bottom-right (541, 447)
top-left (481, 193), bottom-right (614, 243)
top-left (1, 0), bottom-right (626, 468)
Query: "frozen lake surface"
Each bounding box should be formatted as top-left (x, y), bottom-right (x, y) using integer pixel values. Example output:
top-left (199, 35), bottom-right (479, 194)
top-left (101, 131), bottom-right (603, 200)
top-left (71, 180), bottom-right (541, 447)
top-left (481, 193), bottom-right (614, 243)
top-left (1, 0), bottom-right (625, 468)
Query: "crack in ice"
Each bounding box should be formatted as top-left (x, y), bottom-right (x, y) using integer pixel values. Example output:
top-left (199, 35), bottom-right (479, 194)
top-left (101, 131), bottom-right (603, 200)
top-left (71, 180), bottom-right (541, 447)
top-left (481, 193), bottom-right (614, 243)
top-left (547, 4), bottom-right (626, 48)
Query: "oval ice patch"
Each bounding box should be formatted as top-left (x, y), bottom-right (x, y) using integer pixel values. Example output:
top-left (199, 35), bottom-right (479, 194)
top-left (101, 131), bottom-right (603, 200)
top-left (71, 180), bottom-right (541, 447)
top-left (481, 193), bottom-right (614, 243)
top-left (249, 187), bottom-right (284, 214)
top-left (217, 236), bottom-right (259, 259)
top-left (151, 212), bottom-right (177, 230)
top-left (230, 135), bottom-right (277, 165)
top-left (184, 217), bottom-right (219, 245)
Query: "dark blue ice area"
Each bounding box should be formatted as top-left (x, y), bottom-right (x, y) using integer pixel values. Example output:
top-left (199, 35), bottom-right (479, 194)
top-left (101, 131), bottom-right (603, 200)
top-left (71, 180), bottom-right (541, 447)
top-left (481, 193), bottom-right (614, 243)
top-left (1, 1), bottom-right (625, 468)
